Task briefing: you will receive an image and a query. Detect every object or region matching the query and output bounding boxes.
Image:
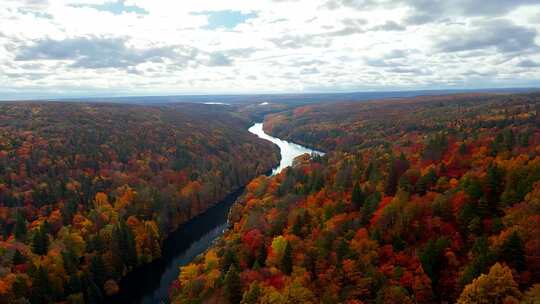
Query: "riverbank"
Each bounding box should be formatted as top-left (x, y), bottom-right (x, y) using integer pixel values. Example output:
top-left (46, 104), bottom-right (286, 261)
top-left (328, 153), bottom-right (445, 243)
top-left (104, 122), bottom-right (322, 303)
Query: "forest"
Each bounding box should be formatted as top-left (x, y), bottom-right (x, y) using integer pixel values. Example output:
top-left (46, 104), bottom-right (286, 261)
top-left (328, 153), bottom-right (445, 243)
top-left (171, 93), bottom-right (540, 304)
top-left (0, 102), bottom-right (279, 303)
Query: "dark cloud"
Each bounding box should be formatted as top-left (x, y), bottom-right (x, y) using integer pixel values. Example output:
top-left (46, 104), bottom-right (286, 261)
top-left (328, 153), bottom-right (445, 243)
top-left (323, 0), bottom-right (377, 10)
top-left (387, 67), bottom-right (430, 75)
top-left (363, 49), bottom-right (414, 67)
top-left (15, 36), bottom-right (194, 69)
top-left (323, 18), bottom-right (367, 36)
top-left (323, 0), bottom-right (539, 25)
top-left (5, 72), bottom-right (51, 80)
top-left (384, 49), bottom-right (412, 59)
top-left (364, 58), bottom-right (397, 67)
top-left (198, 48), bottom-right (259, 67)
top-left (423, 0), bottom-right (536, 16)
top-left (327, 27), bottom-right (365, 36)
top-left (8, 0), bottom-right (51, 16)
top-left (402, 0), bottom-right (540, 24)
top-left (222, 48), bottom-right (258, 58)
top-left (12, 0), bottom-right (49, 9)
top-left (435, 20), bottom-right (538, 53)
top-left (342, 18), bottom-right (368, 27)
top-left (293, 18), bottom-right (368, 39)
top-left (269, 34), bottom-right (331, 49)
top-left (455, 0), bottom-right (539, 16)
top-left (517, 59), bottom-right (540, 68)
top-left (206, 53), bottom-right (233, 66)
top-left (370, 21), bottom-right (406, 31)
top-left (404, 13), bottom-right (436, 25)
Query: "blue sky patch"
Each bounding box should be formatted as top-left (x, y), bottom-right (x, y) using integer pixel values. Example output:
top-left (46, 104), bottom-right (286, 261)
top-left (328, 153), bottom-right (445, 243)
top-left (195, 10), bottom-right (257, 30)
top-left (75, 1), bottom-right (148, 15)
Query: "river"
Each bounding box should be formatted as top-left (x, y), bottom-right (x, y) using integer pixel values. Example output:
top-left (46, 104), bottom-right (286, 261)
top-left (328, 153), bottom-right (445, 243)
top-left (105, 122), bottom-right (323, 304)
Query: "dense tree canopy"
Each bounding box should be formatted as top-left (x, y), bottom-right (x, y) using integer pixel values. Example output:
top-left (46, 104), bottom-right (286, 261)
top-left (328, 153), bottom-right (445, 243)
top-left (0, 102), bottom-right (279, 303)
top-left (171, 93), bottom-right (540, 304)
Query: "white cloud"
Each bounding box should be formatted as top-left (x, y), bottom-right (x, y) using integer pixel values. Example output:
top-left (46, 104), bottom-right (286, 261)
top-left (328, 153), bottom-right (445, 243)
top-left (0, 0), bottom-right (539, 99)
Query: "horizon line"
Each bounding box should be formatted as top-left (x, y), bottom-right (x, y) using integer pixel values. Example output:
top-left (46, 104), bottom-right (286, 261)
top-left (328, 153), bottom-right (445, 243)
top-left (1, 86), bottom-right (539, 102)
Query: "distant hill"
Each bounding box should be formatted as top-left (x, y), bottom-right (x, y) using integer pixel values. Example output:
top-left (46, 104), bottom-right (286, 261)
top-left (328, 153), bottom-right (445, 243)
top-left (6, 87), bottom-right (539, 105)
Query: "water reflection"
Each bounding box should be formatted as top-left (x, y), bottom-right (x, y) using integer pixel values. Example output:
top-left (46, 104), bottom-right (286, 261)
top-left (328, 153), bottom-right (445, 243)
top-left (248, 123), bottom-right (324, 175)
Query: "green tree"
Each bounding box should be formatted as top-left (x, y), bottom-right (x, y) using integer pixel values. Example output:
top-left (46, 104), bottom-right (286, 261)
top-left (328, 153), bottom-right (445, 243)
top-left (224, 265), bottom-right (242, 304)
top-left (85, 279), bottom-right (103, 304)
top-left (222, 247), bottom-right (240, 272)
top-left (241, 282), bottom-right (261, 304)
top-left (90, 255), bottom-right (107, 287)
top-left (282, 242), bottom-right (293, 275)
top-left (500, 232), bottom-right (526, 271)
top-left (14, 212), bottom-right (27, 241)
top-left (486, 164), bottom-right (504, 205)
top-left (12, 249), bottom-right (25, 265)
top-left (385, 162), bottom-right (398, 196)
top-left (459, 237), bottom-right (496, 287)
top-left (30, 266), bottom-right (52, 304)
top-left (416, 168), bottom-right (437, 195)
top-left (351, 182), bottom-right (365, 210)
top-left (112, 221), bottom-right (138, 270)
top-left (31, 227), bottom-right (49, 255)
top-left (12, 275), bottom-right (28, 299)
top-left (67, 274), bottom-right (83, 295)
top-left (420, 237), bottom-right (449, 289)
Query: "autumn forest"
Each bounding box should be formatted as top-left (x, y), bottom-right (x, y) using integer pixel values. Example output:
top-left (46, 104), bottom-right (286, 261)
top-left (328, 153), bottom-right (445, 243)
top-left (0, 92), bottom-right (540, 304)
top-left (0, 102), bottom-right (278, 303)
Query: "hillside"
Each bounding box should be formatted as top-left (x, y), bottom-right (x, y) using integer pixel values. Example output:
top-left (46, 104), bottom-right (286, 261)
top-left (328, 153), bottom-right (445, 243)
top-left (0, 102), bottom-right (279, 304)
top-left (170, 93), bottom-right (540, 304)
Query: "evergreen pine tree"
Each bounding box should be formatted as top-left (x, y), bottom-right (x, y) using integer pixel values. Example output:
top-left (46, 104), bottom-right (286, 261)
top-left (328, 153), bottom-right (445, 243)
top-left (256, 244), bottom-right (267, 267)
top-left (222, 248), bottom-right (239, 272)
top-left (14, 212), bottom-right (27, 241)
top-left (30, 266), bottom-right (52, 304)
top-left (241, 283), bottom-right (261, 304)
top-left (351, 182), bottom-right (364, 210)
top-left (282, 242), bottom-right (293, 275)
top-left (85, 279), bottom-right (103, 304)
top-left (124, 223), bottom-right (138, 268)
top-left (485, 164), bottom-right (504, 206)
top-left (67, 274), bottom-right (83, 295)
top-left (501, 232), bottom-right (526, 271)
top-left (31, 227), bottom-right (49, 255)
top-left (385, 161), bottom-right (398, 196)
top-left (90, 255), bottom-right (107, 287)
top-left (224, 265), bottom-right (242, 304)
top-left (113, 221), bottom-right (138, 270)
top-left (12, 249), bottom-right (25, 265)
top-left (62, 248), bottom-right (79, 274)
top-left (292, 217), bottom-right (302, 236)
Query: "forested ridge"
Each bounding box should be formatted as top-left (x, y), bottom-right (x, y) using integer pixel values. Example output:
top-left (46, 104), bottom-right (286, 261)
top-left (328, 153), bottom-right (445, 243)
top-left (171, 93), bottom-right (540, 304)
top-left (0, 102), bottom-right (279, 303)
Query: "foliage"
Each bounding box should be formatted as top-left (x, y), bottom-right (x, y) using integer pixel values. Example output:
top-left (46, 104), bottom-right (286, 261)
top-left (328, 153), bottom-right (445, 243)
top-left (457, 263), bottom-right (521, 304)
top-left (0, 102), bottom-right (279, 303)
top-left (171, 93), bottom-right (540, 303)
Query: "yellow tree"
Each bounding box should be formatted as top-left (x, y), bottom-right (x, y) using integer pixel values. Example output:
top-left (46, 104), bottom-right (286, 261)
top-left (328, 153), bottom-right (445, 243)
top-left (457, 263), bottom-right (521, 304)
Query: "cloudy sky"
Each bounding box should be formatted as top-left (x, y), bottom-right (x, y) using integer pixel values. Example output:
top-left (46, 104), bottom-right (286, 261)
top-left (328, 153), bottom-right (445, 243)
top-left (1, 0), bottom-right (539, 99)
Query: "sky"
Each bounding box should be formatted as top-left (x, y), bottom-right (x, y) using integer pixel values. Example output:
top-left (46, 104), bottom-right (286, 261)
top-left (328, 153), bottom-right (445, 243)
top-left (1, 0), bottom-right (539, 99)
